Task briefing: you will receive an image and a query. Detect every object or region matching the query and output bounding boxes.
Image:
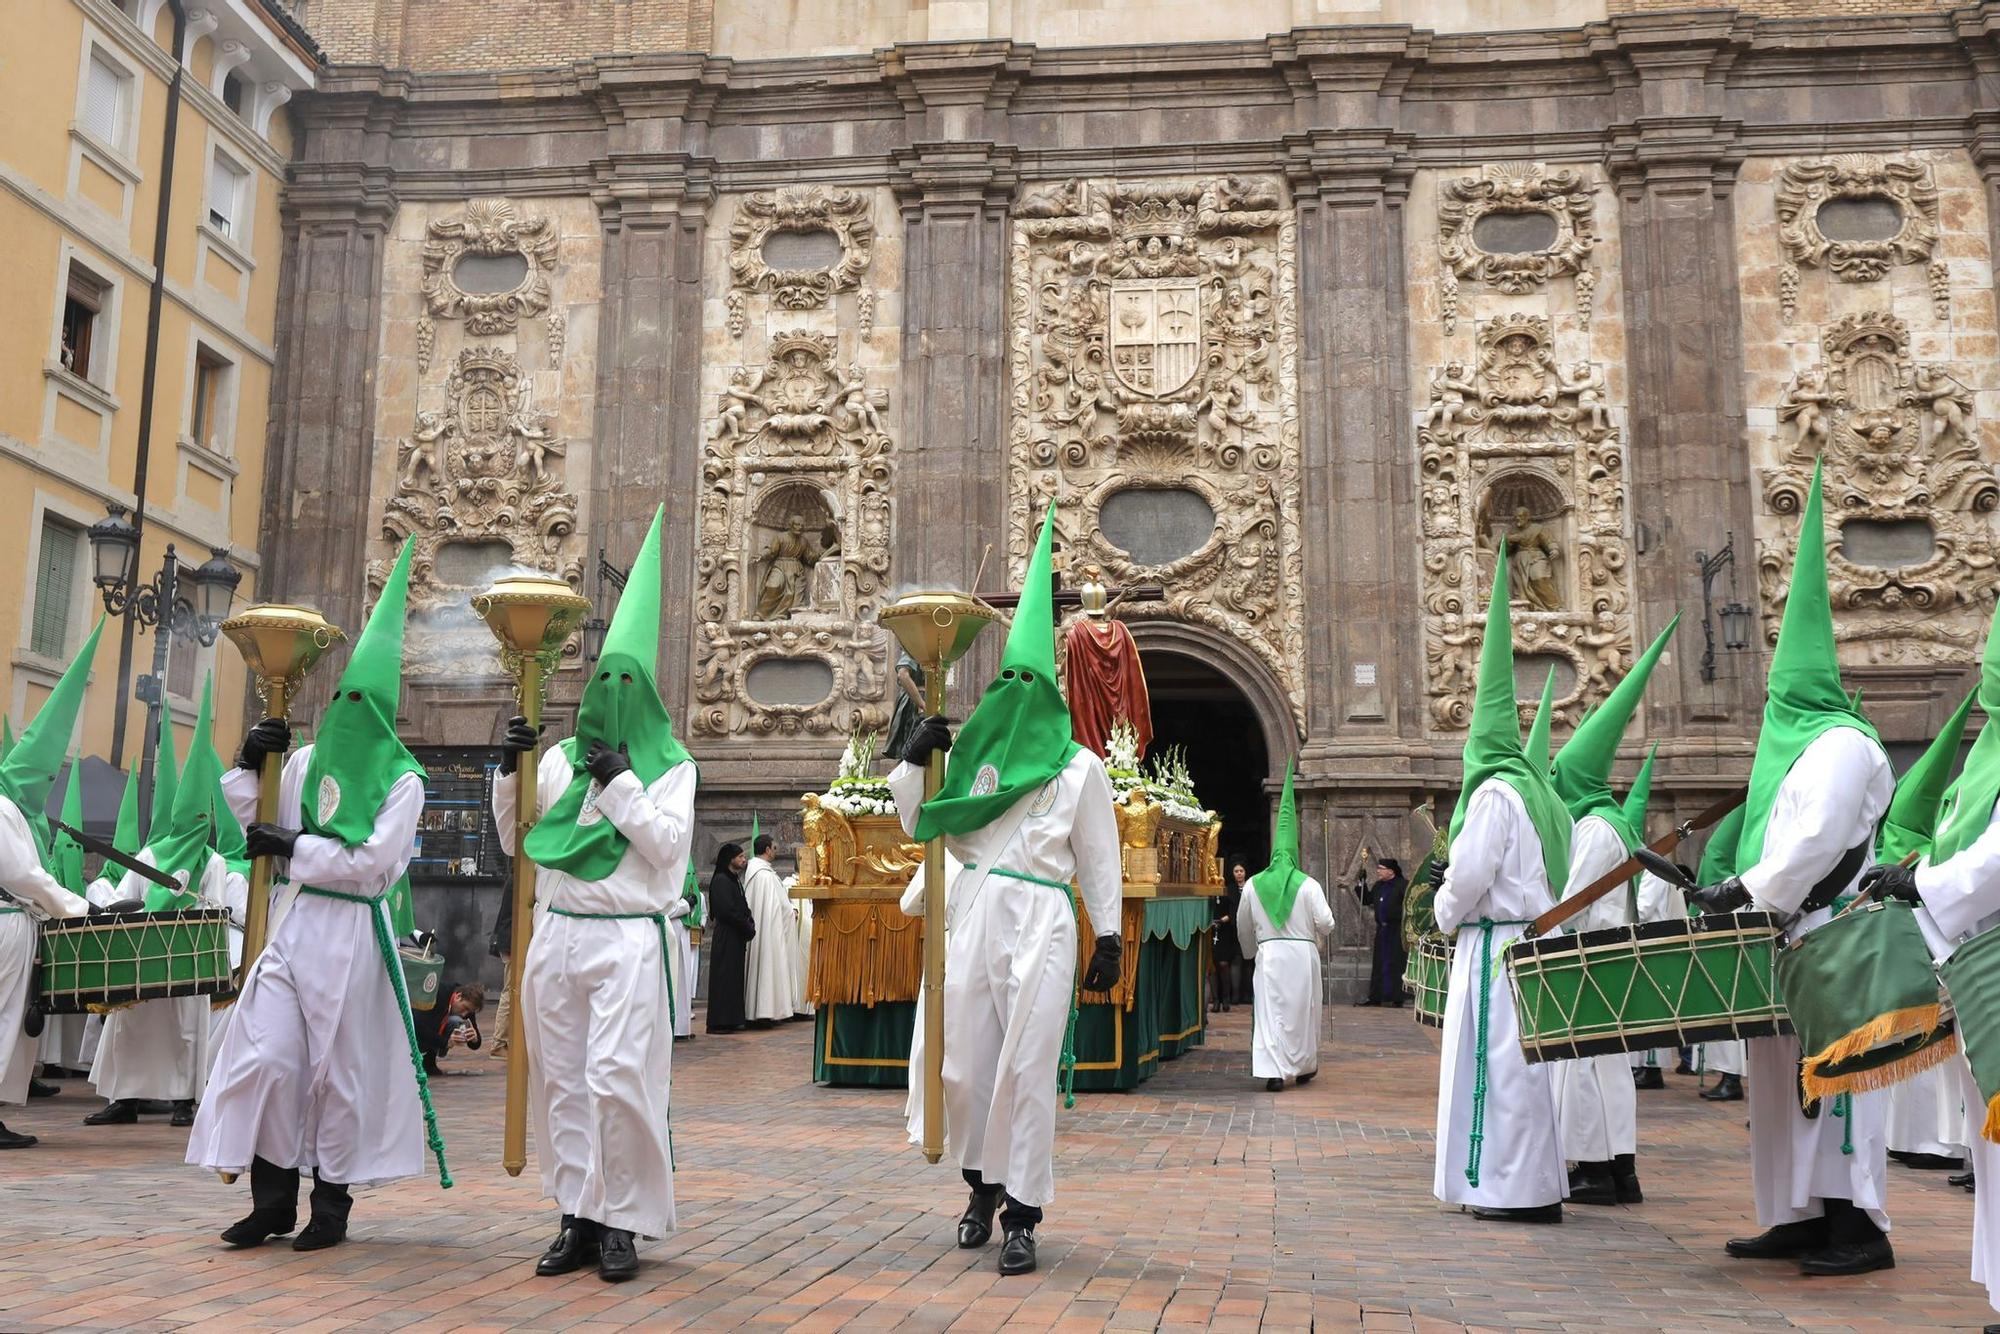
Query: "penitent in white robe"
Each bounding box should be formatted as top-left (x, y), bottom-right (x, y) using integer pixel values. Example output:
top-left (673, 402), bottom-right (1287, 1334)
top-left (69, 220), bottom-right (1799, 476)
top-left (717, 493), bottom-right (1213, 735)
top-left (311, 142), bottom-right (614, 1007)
top-left (1235, 873), bottom-right (1335, 1081)
top-left (1551, 815), bottom-right (1639, 1165)
top-left (667, 898), bottom-right (695, 1039)
top-left (496, 748), bottom-right (693, 1238)
top-left (188, 749), bottom-right (426, 1188)
top-left (0, 798), bottom-right (89, 1107)
top-left (1738, 726), bottom-right (1894, 1232)
top-left (1432, 778), bottom-right (1565, 1210)
top-left (1884, 1063), bottom-right (1967, 1159)
top-left (742, 856), bottom-right (800, 1022)
top-left (1911, 800), bottom-right (2000, 1311)
top-left (891, 748), bottom-right (1122, 1209)
top-left (88, 851), bottom-right (244, 1104)
top-left (1630, 871), bottom-right (1684, 1073)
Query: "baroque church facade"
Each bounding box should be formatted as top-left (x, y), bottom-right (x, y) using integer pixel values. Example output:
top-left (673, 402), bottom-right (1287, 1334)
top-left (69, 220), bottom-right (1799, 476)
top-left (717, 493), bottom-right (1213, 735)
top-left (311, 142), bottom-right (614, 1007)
top-left (266, 0), bottom-right (2000, 984)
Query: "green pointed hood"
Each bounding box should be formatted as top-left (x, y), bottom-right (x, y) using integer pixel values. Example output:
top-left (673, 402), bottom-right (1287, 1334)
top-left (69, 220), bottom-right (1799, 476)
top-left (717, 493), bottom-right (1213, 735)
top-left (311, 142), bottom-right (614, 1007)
top-left (1621, 744), bottom-right (1659, 843)
top-left (749, 811), bottom-right (761, 854)
top-left (52, 754), bottom-right (86, 893)
top-left (211, 776), bottom-right (250, 880)
top-left (301, 538), bottom-right (426, 848)
top-left (1928, 592), bottom-right (2000, 865)
top-left (1878, 689), bottom-right (1976, 864)
top-left (1738, 462), bottom-right (1880, 871)
top-left (112, 766), bottom-right (140, 855)
top-left (525, 507), bottom-right (691, 880)
top-left (1552, 615), bottom-right (1680, 853)
top-left (1, 717), bottom-right (14, 761)
top-left (1447, 544), bottom-right (1572, 893)
top-left (149, 704), bottom-right (180, 844)
top-left (682, 859), bottom-right (704, 926)
top-left (1525, 669), bottom-right (1558, 767)
top-left (0, 617), bottom-right (103, 862)
top-left (915, 503), bottom-right (1081, 841)
top-left (144, 673), bottom-right (221, 907)
top-left (1699, 802), bottom-right (1745, 886)
top-left (1251, 759), bottom-right (1308, 927)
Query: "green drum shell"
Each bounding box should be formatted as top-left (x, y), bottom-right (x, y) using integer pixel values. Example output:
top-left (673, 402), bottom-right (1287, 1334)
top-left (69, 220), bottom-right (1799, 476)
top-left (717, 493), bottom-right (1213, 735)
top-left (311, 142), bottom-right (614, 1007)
top-left (1777, 898), bottom-right (1952, 1087)
top-left (1506, 912), bottom-right (1790, 1064)
top-left (402, 947), bottom-right (444, 1012)
top-left (38, 909), bottom-right (233, 1015)
top-left (1940, 922), bottom-right (2000, 1113)
top-left (1407, 934), bottom-right (1452, 1029)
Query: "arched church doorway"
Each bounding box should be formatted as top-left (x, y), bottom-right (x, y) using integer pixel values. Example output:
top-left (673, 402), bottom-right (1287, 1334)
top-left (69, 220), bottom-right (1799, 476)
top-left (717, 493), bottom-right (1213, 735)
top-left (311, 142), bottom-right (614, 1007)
top-left (1141, 649), bottom-right (1271, 873)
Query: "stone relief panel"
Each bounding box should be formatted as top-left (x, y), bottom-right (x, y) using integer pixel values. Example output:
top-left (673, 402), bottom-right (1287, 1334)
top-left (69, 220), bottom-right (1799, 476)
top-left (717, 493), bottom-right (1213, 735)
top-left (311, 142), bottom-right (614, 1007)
top-left (370, 197), bottom-right (599, 676)
top-left (1005, 175), bottom-right (1305, 731)
top-left (1738, 151), bottom-right (2000, 669)
top-left (695, 187), bottom-right (900, 738)
top-left (1408, 164), bottom-right (1633, 732)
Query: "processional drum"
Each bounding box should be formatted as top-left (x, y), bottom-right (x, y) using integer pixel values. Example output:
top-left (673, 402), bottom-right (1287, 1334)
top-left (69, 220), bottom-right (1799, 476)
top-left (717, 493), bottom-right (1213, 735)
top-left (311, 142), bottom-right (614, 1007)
top-left (1776, 897), bottom-right (1956, 1102)
top-left (1505, 912), bottom-right (1790, 1064)
top-left (38, 909), bottom-right (233, 1014)
top-left (1939, 922), bottom-right (2000, 1144)
top-left (1407, 933), bottom-right (1452, 1029)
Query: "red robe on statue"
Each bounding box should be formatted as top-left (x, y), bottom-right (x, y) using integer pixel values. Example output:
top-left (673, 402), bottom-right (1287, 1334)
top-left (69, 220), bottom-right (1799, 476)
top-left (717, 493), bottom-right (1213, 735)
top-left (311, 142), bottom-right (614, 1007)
top-left (1063, 616), bottom-right (1153, 759)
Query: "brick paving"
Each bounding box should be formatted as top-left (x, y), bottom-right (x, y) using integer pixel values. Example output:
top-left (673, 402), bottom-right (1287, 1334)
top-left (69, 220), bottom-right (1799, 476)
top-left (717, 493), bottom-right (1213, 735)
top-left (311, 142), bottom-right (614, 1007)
top-left (0, 1006), bottom-right (1988, 1331)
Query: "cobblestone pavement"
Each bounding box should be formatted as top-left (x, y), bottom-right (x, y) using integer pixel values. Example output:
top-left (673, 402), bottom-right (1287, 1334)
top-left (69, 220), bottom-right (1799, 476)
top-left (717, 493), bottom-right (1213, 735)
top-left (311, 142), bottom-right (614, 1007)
top-left (0, 1005), bottom-right (1987, 1331)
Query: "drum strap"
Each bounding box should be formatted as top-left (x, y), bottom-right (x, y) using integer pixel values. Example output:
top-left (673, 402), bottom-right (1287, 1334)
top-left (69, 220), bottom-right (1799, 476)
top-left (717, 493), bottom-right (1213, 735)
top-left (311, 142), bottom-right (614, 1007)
top-left (1799, 841), bottom-right (1873, 917)
top-left (1461, 917), bottom-right (1533, 1189)
top-left (298, 886), bottom-right (453, 1190)
top-left (546, 907), bottom-right (677, 1166)
top-left (966, 862), bottom-right (1088, 1110)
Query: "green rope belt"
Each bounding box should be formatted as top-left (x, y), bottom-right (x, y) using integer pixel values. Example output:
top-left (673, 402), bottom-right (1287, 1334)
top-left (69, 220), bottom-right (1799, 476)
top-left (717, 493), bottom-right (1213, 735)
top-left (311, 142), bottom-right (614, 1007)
top-left (0, 906), bottom-right (22, 915)
top-left (545, 907), bottom-right (677, 1165)
top-left (1457, 917), bottom-right (1532, 1189)
top-left (968, 862), bottom-right (1086, 1110)
top-left (1259, 936), bottom-right (1317, 945)
top-left (299, 886), bottom-right (452, 1189)
top-left (1833, 1092), bottom-right (1853, 1155)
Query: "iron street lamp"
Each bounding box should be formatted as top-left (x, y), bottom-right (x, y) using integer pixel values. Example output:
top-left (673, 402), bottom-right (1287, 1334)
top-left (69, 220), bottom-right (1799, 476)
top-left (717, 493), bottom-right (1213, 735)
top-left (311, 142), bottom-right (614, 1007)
top-left (1695, 533), bottom-right (1747, 685)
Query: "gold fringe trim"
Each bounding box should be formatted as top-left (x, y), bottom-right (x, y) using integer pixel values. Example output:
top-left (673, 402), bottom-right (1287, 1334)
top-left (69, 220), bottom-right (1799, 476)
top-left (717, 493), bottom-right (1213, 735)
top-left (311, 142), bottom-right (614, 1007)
top-left (805, 902), bottom-right (924, 1006)
top-left (1800, 1003), bottom-right (1955, 1101)
top-left (1983, 1092), bottom-right (2000, 1146)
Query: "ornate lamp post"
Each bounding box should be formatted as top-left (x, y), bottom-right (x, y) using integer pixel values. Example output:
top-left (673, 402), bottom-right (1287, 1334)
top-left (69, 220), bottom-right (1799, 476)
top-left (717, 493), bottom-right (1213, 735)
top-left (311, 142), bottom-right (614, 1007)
top-left (1694, 533), bottom-right (1753, 684)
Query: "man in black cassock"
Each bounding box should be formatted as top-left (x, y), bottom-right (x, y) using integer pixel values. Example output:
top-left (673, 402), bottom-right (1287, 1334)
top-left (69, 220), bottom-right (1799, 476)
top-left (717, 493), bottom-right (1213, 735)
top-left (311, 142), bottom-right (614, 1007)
top-left (704, 843), bottom-right (754, 1034)
top-left (1356, 858), bottom-right (1407, 1007)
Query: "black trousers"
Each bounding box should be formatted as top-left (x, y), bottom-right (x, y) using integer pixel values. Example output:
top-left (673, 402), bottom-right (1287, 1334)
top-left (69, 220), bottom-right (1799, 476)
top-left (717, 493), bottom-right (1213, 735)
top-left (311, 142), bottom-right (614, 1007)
top-left (251, 1154), bottom-right (353, 1224)
top-left (963, 1169), bottom-right (1042, 1229)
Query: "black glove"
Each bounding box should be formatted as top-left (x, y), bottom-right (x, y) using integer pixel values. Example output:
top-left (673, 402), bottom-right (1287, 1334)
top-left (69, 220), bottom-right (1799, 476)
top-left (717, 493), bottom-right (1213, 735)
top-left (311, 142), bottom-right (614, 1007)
top-left (237, 717), bottom-right (291, 772)
top-left (1687, 876), bottom-right (1752, 915)
top-left (244, 823), bottom-right (301, 860)
top-left (1082, 932), bottom-right (1123, 993)
top-left (585, 740), bottom-right (631, 786)
top-left (498, 715), bottom-right (537, 776)
top-left (1860, 863), bottom-right (1921, 906)
top-left (903, 716), bottom-right (954, 767)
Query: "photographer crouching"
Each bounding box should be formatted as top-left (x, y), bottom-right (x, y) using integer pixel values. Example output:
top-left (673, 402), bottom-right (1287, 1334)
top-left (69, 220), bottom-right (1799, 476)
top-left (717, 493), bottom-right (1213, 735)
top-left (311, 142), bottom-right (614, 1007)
top-left (415, 982), bottom-right (487, 1078)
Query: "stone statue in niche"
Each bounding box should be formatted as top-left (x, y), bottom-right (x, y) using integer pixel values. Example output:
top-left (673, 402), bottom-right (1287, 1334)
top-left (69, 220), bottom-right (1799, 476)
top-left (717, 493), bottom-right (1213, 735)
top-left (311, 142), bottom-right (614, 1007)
top-left (756, 514), bottom-right (827, 621)
top-left (1484, 506), bottom-right (1565, 612)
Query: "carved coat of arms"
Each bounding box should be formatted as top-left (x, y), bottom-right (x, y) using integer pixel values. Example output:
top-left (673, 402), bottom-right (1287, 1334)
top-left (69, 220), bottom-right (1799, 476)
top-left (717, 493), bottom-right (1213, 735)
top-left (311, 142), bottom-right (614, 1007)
top-left (1109, 279), bottom-right (1202, 397)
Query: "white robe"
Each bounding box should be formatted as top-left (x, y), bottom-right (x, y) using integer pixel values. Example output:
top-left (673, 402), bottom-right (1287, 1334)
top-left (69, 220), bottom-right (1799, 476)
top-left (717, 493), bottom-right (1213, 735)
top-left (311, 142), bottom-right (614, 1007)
top-left (207, 862), bottom-right (251, 1059)
top-left (742, 856), bottom-right (800, 1022)
top-left (1551, 815), bottom-right (1639, 1164)
top-left (792, 888), bottom-right (814, 1016)
top-left (1884, 1062), bottom-right (1966, 1159)
top-left (667, 900), bottom-right (695, 1039)
top-left (37, 1013), bottom-right (88, 1072)
top-left (891, 748), bottom-right (1122, 1209)
top-left (187, 749), bottom-right (426, 1188)
top-left (1737, 726), bottom-right (1894, 1231)
top-left (901, 849), bottom-right (965, 1137)
top-left (1630, 870), bottom-right (1684, 1072)
top-left (495, 750), bottom-right (692, 1238)
top-left (88, 851), bottom-right (243, 1103)
top-left (1235, 873), bottom-right (1335, 1080)
top-left (0, 798), bottom-right (89, 1106)
top-left (1432, 778), bottom-right (1565, 1210)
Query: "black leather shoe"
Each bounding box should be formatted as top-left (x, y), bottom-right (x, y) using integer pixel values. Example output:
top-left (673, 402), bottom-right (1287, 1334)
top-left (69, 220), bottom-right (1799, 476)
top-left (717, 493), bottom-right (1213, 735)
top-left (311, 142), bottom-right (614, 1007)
top-left (292, 1216), bottom-right (347, 1251)
top-left (1295, 1071), bottom-right (1316, 1086)
top-left (958, 1191), bottom-right (999, 1248)
top-left (1264, 1077), bottom-right (1283, 1092)
top-left (84, 1099), bottom-right (139, 1125)
top-left (1566, 1164), bottom-right (1619, 1207)
top-left (1470, 1204), bottom-right (1562, 1224)
top-left (1632, 1067), bottom-right (1665, 1090)
top-left (597, 1227), bottom-right (638, 1282)
top-left (535, 1215), bottom-right (600, 1275)
top-left (1702, 1074), bottom-right (1744, 1102)
top-left (1612, 1154), bottom-right (1643, 1204)
top-left (170, 1100), bottom-right (195, 1127)
top-left (1799, 1236), bottom-right (1894, 1276)
top-left (221, 1209), bottom-right (296, 1248)
top-left (1725, 1218), bottom-right (1826, 1259)
top-left (998, 1226), bottom-right (1037, 1275)
top-left (1951, 1170), bottom-right (1976, 1191)
top-left (1674, 1061), bottom-right (1698, 1076)
top-left (1888, 1150), bottom-right (1964, 1171)
top-left (0, 1121), bottom-right (38, 1150)
top-left (28, 1078), bottom-right (57, 1098)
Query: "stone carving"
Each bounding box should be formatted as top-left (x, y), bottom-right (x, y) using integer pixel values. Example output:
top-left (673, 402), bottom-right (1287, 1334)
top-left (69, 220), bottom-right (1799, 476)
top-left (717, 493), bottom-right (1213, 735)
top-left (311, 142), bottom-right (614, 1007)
top-left (1436, 163), bottom-right (1598, 335)
top-left (415, 316), bottom-right (434, 375)
top-left (1420, 315), bottom-right (1633, 729)
top-left (1006, 175), bottom-right (1305, 730)
top-left (547, 310), bottom-right (565, 369)
top-left (1758, 311), bottom-right (1999, 664)
top-left (697, 328), bottom-right (894, 736)
top-left (727, 186), bottom-right (874, 310)
top-left (420, 199), bottom-right (559, 335)
top-left (1775, 156), bottom-right (1944, 323)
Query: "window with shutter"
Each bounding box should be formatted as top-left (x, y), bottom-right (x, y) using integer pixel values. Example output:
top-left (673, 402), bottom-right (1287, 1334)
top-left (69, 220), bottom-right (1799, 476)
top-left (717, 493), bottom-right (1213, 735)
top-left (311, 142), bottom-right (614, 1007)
top-left (30, 521), bottom-right (79, 660)
top-left (82, 52), bottom-right (128, 149)
top-left (208, 152), bottom-right (247, 237)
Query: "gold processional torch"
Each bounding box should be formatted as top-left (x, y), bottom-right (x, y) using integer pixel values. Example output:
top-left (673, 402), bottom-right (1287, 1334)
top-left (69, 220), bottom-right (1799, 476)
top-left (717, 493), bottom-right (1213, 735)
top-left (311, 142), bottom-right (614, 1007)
top-left (878, 590), bottom-right (998, 1164)
top-left (219, 605), bottom-right (344, 983)
top-left (473, 574), bottom-right (592, 1178)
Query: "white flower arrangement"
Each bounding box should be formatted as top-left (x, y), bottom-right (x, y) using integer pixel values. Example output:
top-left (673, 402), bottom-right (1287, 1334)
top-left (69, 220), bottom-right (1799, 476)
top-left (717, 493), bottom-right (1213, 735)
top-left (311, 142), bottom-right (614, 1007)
top-left (1104, 731), bottom-right (1218, 828)
top-left (817, 726), bottom-right (897, 818)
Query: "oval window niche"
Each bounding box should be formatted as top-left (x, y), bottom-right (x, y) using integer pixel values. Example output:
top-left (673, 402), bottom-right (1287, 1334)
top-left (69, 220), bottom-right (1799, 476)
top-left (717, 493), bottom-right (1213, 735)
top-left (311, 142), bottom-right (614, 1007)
top-left (1816, 197), bottom-right (1905, 244)
top-left (433, 539), bottom-right (517, 588)
top-left (1098, 487), bottom-right (1217, 567)
top-left (452, 251), bottom-right (530, 295)
top-left (761, 229), bottom-right (844, 271)
top-left (1513, 653), bottom-right (1577, 702)
top-left (745, 657), bottom-right (835, 709)
top-left (1841, 518), bottom-right (1936, 570)
top-left (1472, 210), bottom-right (1560, 255)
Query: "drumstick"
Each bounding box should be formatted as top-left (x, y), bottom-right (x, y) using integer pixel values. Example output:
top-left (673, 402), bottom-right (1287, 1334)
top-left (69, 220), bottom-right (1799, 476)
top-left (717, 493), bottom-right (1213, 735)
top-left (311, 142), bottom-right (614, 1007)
top-left (1833, 849), bottom-right (1921, 918)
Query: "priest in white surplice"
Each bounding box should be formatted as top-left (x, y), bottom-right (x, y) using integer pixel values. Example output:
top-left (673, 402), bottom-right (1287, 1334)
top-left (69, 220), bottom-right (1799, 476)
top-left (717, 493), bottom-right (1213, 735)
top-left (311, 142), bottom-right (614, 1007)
top-left (742, 831), bottom-right (800, 1024)
top-left (493, 506), bottom-right (692, 1284)
top-left (1432, 545), bottom-right (1569, 1223)
top-left (891, 506), bottom-right (1123, 1277)
top-left (1235, 762), bottom-right (1334, 1091)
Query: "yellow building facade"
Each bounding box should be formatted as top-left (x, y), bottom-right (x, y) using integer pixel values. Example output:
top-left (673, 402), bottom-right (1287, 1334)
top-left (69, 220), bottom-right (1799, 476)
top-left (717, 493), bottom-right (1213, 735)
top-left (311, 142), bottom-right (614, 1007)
top-left (0, 0), bottom-right (316, 795)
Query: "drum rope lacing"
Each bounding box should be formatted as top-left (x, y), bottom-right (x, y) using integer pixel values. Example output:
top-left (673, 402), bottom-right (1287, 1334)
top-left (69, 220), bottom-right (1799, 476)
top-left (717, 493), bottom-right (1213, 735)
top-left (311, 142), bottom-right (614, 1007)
top-left (546, 907), bottom-right (678, 1166)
